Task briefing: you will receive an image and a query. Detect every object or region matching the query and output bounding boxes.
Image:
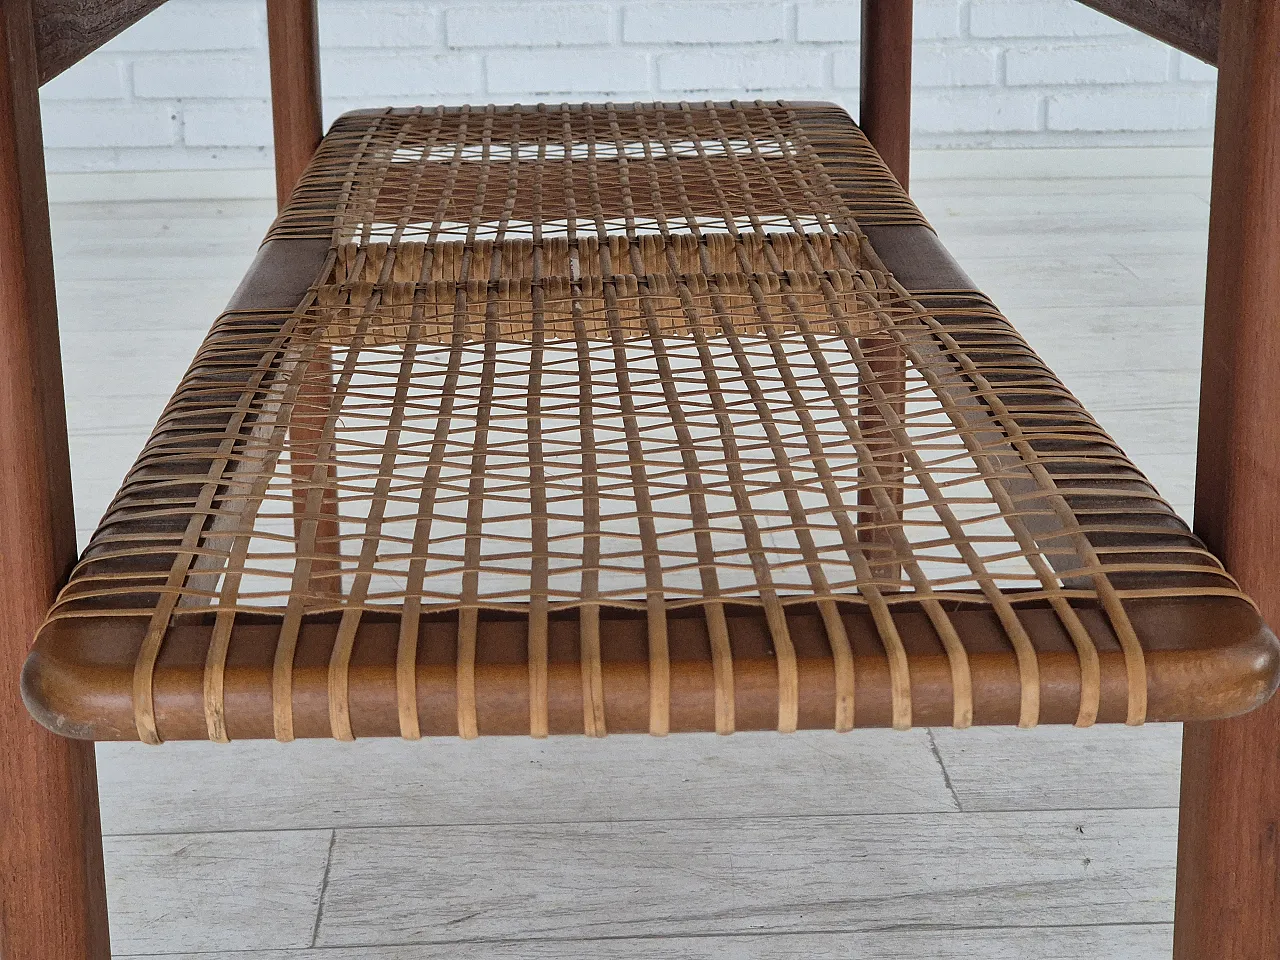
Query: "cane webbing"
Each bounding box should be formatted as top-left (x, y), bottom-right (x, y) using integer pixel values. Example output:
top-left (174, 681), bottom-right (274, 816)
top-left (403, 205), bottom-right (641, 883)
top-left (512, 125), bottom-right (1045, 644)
top-left (37, 101), bottom-right (1253, 744)
top-left (268, 101), bottom-right (929, 245)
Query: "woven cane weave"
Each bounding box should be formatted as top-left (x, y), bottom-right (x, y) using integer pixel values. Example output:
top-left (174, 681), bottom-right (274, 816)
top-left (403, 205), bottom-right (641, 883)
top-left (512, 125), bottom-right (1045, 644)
top-left (29, 101), bottom-right (1266, 744)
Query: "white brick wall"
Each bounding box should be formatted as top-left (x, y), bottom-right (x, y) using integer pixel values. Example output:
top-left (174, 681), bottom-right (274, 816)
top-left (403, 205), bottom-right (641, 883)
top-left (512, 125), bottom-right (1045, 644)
top-left (37, 0), bottom-right (1218, 174)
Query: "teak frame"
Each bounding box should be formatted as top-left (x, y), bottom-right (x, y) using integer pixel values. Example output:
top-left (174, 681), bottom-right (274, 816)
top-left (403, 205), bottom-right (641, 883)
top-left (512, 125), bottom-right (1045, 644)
top-left (0, 0), bottom-right (1272, 955)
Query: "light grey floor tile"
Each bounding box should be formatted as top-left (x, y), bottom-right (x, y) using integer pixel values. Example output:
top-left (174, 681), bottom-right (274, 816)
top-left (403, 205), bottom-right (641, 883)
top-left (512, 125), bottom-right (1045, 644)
top-left (104, 829), bottom-right (332, 955)
top-left (957, 254), bottom-right (1185, 311)
top-left (97, 730), bottom-right (956, 836)
top-left (125, 924), bottom-right (1173, 959)
top-left (315, 810), bottom-right (1176, 945)
top-left (929, 724), bottom-right (1183, 812)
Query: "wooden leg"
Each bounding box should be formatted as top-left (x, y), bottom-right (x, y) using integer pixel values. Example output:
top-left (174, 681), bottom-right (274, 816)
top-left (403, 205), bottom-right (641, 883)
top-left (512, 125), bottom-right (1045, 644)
top-left (290, 343), bottom-right (344, 599)
top-left (268, 0), bottom-right (341, 596)
top-left (858, 2), bottom-right (911, 582)
top-left (859, 0), bottom-right (912, 569)
top-left (858, 331), bottom-right (905, 585)
top-left (1174, 2), bottom-right (1280, 957)
top-left (0, 1), bottom-right (110, 956)
top-left (860, 0), bottom-right (913, 189)
top-left (267, 0), bottom-right (323, 210)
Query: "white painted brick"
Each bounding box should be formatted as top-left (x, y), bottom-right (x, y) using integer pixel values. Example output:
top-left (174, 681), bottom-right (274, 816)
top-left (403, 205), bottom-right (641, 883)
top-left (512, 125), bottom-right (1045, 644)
top-left (183, 101), bottom-right (274, 147)
top-left (913, 0), bottom-right (966, 39)
top-left (833, 45), bottom-right (996, 89)
top-left (659, 50), bottom-right (823, 91)
top-left (624, 3), bottom-right (786, 44)
top-left (1177, 53), bottom-right (1218, 83)
top-left (795, 2), bottom-right (859, 42)
top-left (913, 90), bottom-right (1042, 133)
top-left (799, 0), bottom-right (963, 42)
top-left (1006, 42), bottom-right (1169, 86)
top-left (969, 0), bottom-right (1130, 39)
top-left (1047, 88), bottom-right (1214, 131)
top-left (133, 55), bottom-right (270, 99)
top-left (830, 49), bottom-right (858, 90)
top-left (323, 53), bottom-right (484, 98)
top-left (447, 4), bottom-right (612, 47)
top-left (487, 49), bottom-right (649, 94)
top-left (33, 0), bottom-right (1229, 171)
top-left (101, 0), bottom-right (262, 52)
top-left (912, 45), bottom-right (999, 87)
top-left (42, 105), bottom-right (179, 149)
top-left (318, 1), bottom-right (440, 48)
top-left (39, 58), bottom-right (128, 101)
top-left (46, 146), bottom-right (270, 175)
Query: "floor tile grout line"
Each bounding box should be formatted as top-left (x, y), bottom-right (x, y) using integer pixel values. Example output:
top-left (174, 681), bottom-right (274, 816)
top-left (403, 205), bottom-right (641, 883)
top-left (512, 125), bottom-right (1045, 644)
top-left (111, 920), bottom-right (1178, 957)
top-left (98, 803), bottom-right (1185, 840)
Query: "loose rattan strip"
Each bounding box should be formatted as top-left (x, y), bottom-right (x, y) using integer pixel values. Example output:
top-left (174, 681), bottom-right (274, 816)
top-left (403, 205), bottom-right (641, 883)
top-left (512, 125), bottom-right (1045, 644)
top-left (41, 101), bottom-right (1248, 743)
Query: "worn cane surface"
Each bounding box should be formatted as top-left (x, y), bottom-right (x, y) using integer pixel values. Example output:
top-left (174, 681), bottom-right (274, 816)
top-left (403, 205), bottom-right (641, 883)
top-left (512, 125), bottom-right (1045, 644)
top-left (27, 102), bottom-right (1274, 744)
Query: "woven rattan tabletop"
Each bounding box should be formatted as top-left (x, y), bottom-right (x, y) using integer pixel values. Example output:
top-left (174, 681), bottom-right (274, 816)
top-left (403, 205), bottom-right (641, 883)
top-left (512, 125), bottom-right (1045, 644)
top-left (23, 101), bottom-right (1278, 743)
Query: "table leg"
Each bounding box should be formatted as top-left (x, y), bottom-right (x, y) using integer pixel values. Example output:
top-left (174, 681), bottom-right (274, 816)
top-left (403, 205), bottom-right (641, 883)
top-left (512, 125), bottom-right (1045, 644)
top-left (1175, 2), bottom-right (1280, 956)
top-left (860, 0), bottom-right (913, 189)
top-left (269, 0), bottom-right (342, 599)
top-left (858, 332), bottom-right (906, 586)
top-left (0, 1), bottom-right (110, 955)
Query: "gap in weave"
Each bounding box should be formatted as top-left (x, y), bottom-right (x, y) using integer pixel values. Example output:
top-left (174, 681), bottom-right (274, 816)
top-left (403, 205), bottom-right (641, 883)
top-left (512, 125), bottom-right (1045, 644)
top-left (390, 137), bottom-right (792, 164)
top-left (340, 216), bottom-right (835, 242)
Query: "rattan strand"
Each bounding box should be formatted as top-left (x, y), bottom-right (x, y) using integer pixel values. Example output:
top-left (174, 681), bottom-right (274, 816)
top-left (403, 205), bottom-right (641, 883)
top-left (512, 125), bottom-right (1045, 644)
top-left (41, 101), bottom-right (1245, 743)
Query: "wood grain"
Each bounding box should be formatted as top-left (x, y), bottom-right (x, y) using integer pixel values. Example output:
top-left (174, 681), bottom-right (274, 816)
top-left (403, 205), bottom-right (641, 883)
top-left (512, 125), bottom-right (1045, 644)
top-left (29, 596), bottom-right (1276, 740)
top-left (0, 1), bottom-right (110, 956)
top-left (1176, 0), bottom-right (1280, 956)
top-left (33, 0), bottom-right (169, 84)
top-left (1075, 0), bottom-right (1220, 64)
top-left (859, 0), bottom-right (912, 189)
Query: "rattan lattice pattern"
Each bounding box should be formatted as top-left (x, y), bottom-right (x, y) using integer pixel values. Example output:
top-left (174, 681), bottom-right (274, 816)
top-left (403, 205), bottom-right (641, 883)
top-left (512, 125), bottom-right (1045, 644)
top-left (41, 102), bottom-right (1247, 743)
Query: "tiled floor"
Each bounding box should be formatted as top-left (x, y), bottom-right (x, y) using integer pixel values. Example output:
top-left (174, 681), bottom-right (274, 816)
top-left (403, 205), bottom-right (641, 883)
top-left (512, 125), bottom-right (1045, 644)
top-left (51, 166), bottom-right (1212, 959)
